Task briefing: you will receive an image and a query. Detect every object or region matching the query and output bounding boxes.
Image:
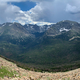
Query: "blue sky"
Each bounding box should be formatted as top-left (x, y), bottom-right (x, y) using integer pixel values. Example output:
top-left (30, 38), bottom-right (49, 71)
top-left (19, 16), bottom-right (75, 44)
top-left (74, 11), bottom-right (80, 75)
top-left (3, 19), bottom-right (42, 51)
top-left (11, 1), bottom-right (36, 11)
top-left (0, 0), bottom-right (80, 25)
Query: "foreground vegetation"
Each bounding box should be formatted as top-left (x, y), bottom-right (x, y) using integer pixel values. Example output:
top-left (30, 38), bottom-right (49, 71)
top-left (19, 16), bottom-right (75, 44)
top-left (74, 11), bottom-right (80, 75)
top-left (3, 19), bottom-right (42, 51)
top-left (0, 66), bottom-right (19, 78)
top-left (0, 56), bottom-right (80, 80)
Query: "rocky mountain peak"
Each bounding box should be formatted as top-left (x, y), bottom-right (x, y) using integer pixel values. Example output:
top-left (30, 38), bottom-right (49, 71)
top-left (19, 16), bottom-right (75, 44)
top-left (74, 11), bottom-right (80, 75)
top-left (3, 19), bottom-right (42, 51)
top-left (45, 20), bottom-right (80, 36)
top-left (23, 24), bottom-right (52, 33)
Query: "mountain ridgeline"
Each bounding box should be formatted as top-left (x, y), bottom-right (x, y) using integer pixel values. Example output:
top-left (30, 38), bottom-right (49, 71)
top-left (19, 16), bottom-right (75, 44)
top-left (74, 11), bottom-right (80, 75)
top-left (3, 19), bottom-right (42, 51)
top-left (0, 20), bottom-right (80, 72)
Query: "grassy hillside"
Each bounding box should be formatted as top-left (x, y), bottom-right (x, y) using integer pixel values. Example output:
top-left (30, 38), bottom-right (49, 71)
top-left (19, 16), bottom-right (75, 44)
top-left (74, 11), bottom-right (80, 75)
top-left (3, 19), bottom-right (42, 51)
top-left (0, 66), bottom-right (18, 78)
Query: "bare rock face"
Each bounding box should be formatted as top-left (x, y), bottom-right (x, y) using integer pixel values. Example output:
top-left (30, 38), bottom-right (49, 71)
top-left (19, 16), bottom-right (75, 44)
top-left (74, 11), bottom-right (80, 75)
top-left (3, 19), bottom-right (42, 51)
top-left (0, 57), bottom-right (80, 80)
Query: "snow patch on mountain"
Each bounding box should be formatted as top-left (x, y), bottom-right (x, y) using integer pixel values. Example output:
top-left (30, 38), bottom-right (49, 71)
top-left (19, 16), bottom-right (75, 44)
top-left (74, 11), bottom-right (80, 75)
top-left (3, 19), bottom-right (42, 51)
top-left (2, 23), bottom-right (6, 27)
top-left (31, 26), bottom-right (33, 29)
top-left (39, 25), bottom-right (51, 33)
top-left (9, 24), bottom-right (13, 26)
top-left (60, 28), bottom-right (71, 32)
top-left (71, 23), bottom-right (74, 25)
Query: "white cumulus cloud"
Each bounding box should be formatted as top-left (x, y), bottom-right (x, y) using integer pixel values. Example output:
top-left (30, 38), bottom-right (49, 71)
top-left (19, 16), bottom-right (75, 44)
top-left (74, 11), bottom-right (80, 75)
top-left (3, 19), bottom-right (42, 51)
top-left (66, 4), bottom-right (80, 14)
top-left (27, 0), bottom-right (80, 23)
top-left (0, 0), bottom-right (80, 25)
top-left (0, 2), bottom-right (26, 24)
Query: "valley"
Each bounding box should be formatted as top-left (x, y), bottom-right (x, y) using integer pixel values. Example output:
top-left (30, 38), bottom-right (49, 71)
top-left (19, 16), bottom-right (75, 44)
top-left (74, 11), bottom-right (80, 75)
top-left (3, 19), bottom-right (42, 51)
top-left (0, 20), bottom-right (80, 72)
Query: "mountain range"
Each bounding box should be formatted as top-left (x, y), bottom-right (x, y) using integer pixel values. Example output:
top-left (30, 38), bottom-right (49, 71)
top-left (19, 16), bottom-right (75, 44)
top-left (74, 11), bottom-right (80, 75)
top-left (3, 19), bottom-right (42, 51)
top-left (0, 20), bottom-right (80, 72)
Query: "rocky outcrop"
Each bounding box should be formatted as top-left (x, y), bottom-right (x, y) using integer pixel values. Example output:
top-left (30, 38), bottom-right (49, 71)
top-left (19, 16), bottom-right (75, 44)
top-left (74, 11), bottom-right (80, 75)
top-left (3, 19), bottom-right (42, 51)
top-left (0, 57), bottom-right (80, 80)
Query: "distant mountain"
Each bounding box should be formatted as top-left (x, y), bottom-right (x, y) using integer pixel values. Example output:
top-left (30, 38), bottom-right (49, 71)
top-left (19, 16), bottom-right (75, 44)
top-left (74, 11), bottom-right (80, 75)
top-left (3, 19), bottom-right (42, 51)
top-left (45, 20), bottom-right (80, 37)
top-left (0, 22), bottom-right (52, 39)
top-left (23, 24), bottom-right (52, 38)
top-left (23, 24), bottom-right (52, 33)
top-left (0, 22), bottom-right (33, 39)
top-left (0, 20), bottom-right (80, 72)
